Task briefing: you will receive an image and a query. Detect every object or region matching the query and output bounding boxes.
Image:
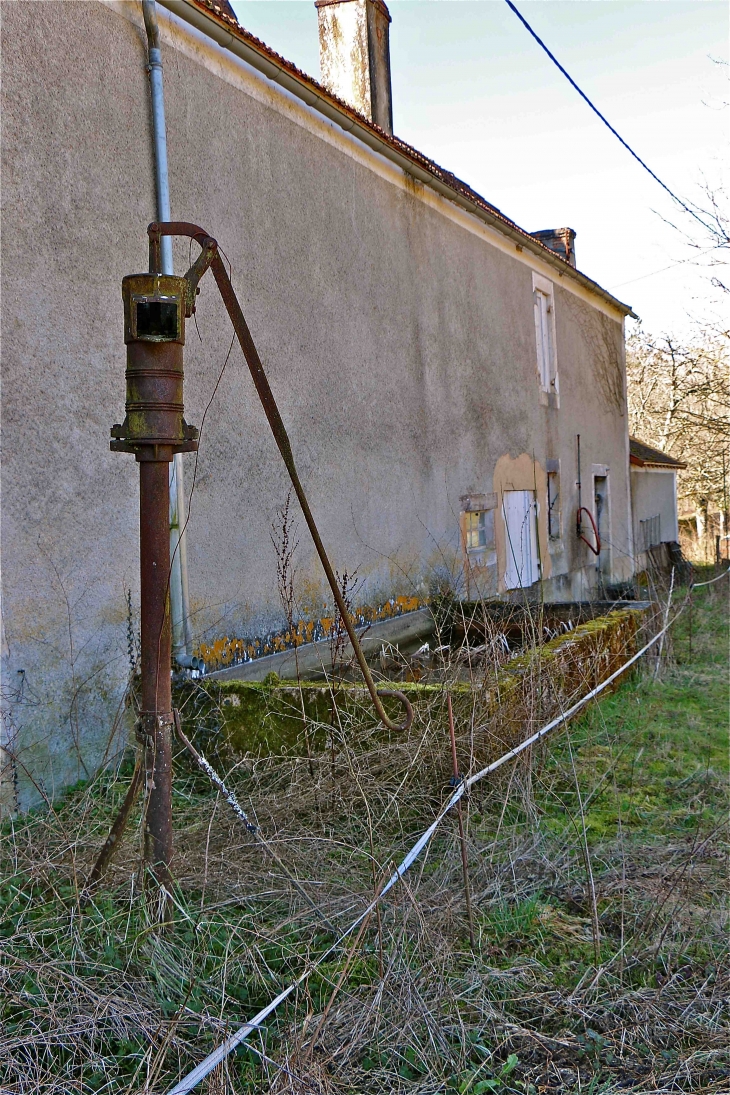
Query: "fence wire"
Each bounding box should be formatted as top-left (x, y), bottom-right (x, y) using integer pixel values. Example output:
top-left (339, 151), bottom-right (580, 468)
top-left (167, 595), bottom-right (687, 1095)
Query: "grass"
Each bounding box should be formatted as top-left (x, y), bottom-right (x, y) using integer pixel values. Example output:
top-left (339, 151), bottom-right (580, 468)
top-left (1, 571), bottom-right (727, 1094)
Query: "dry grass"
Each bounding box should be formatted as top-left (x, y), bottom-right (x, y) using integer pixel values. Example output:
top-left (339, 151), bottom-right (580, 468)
top-left (1, 574), bottom-right (727, 1094)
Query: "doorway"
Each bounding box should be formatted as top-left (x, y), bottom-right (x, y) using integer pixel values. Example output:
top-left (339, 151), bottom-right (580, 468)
top-left (502, 490), bottom-right (539, 590)
top-left (593, 474), bottom-right (611, 588)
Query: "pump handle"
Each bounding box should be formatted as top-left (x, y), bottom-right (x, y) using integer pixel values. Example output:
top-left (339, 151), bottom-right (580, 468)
top-left (148, 222), bottom-right (414, 734)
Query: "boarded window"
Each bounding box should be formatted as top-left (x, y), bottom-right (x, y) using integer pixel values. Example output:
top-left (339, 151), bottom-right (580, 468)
top-left (503, 490), bottom-right (539, 590)
top-left (640, 514), bottom-right (661, 550)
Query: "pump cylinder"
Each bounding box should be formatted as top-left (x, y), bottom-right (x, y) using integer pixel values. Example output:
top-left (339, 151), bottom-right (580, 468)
top-left (125, 340), bottom-right (185, 453)
top-left (111, 273), bottom-right (197, 460)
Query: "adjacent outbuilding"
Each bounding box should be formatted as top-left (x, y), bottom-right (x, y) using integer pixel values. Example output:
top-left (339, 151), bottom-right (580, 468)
top-left (629, 437), bottom-right (686, 569)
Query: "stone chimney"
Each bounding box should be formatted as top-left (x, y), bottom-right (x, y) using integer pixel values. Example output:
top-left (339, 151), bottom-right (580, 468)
top-left (531, 227), bottom-right (577, 268)
top-left (315, 0), bottom-right (393, 134)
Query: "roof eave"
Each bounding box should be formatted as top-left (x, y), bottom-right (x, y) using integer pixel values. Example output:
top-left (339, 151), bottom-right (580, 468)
top-left (630, 455), bottom-right (686, 470)
top-left (158, 0), bottom-right (638, 320)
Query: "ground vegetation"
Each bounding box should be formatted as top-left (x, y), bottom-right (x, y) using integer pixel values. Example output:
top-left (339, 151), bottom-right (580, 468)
top-left (0, 573), bottom-right (727, 1094)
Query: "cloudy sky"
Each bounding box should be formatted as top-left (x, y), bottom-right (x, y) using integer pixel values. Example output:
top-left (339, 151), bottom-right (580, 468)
top-left (231, 1), bottom-right (727, 339)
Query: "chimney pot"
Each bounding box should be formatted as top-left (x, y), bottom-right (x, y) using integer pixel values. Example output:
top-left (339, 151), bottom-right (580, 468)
top-left (531, 227), bottom-right (577, 268)
top-left (316, 0), bottom-right (393, 134)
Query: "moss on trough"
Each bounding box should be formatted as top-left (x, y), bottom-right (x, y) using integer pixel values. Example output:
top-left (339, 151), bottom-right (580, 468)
top-left (175, 607), bottom-right (647, 763)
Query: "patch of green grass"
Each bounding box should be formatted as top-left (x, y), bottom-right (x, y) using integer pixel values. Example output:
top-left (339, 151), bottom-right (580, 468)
top-left (539, 575), bottom-right (727, 846)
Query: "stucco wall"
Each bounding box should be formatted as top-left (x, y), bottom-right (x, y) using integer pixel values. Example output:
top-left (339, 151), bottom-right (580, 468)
top-left (0, 1), bottom-right (633, 804)
top-left (630, 468), bottom-right (679, 551)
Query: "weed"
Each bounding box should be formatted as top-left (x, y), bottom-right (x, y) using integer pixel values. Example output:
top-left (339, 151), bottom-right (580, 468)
top-left (0, 574), bottom-right (727, 1093)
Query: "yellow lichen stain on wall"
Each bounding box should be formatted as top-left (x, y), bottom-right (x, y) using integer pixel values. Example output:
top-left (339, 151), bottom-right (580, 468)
top-left (492, 452), bottom-right (551, 592)
top-left (402, 169), bottom-right (425, 201)
top-left (293, 571), bottom-right (328, 621)
top-left (198, 594), bottom-right (422, 672)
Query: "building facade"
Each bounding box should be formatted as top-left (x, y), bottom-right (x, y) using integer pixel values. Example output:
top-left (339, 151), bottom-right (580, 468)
top-left (1, 0), bottom-right (636, 807)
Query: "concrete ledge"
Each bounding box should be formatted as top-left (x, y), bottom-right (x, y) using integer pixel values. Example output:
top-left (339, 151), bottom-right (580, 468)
top-left (207, 608), bottom-right (435, 682)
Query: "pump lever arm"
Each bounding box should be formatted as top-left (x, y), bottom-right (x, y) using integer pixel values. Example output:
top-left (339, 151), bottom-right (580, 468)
top-left (148, 222), bottom-right (414, 734)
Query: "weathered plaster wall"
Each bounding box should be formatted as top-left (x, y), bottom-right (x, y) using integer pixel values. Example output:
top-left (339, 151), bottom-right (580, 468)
top-left (630, 468), bottom-right (679, 550)
top-left (0, 1), bottom-right (632, 803)
top-left (1, 2), bottom-right (156, 805)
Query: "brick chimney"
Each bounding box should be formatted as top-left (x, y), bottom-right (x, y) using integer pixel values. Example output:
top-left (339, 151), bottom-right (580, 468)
top-left (315, 0), bottom-right (393, 134)
top-left (532, 227), bottom-right (577, 268)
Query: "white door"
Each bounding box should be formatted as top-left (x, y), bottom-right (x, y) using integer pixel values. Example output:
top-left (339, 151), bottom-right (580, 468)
top-left (503, 490), bottom-right (539, 590)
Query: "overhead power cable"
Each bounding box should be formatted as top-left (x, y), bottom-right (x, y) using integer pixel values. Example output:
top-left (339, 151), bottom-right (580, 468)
top-left (503, 0), bottom-right (716, 236)
top-left (608, 243), bottom-right (727, 292)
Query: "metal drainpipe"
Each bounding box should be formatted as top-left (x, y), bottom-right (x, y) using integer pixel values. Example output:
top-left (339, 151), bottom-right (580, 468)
top-left (142, 0), bottom-right (196, 670)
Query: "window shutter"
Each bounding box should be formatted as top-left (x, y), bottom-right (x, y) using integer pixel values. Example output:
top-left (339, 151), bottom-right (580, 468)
top-left (545, 298), bottom-right (555, 387)
top-left (534, 291), bottom-right (545, 385)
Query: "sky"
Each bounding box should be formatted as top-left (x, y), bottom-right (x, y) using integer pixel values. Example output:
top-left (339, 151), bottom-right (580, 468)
top-left (230, 1), bottom-right (728, 338)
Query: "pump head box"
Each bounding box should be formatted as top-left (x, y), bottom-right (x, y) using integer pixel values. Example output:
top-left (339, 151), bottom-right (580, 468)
top-left (122, 273), bottom-right (187, 345)
top-left (111, 273), bottom-right (198, 462)
top-left (111, 225), bottom-right (219, 461)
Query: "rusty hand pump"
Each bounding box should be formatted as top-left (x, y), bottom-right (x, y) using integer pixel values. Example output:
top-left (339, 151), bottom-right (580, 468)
top-left (111, 263), bottom-right (203, 899)
top-left (112, 223), bottom-right (413, 900)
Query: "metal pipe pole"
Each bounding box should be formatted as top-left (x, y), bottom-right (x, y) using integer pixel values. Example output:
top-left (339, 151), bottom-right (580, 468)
top-left (142, 0), bottom-right (192, 663)
top-left (111, 269), bottom-right (199, 914)
top-left (723, 449), bottom-right (728, 561)
top-left (139, 457), bottom-right (174, 896)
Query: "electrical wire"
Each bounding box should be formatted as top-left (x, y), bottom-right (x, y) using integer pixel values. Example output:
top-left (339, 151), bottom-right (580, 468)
top-left (503, 0), bottom-right (717, 236)
top-left (608, 244), bottom-right (727, 291)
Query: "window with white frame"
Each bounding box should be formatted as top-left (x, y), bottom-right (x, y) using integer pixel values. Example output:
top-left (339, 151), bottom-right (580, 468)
top-left (461, 494), bottom-right (498, 598)
top-left (532, 273), bottom-right (557, 393)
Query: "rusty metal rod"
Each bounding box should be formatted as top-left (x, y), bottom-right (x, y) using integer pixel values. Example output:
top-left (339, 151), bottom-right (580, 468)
top-left (148, 221), bottom-right (413, 735)
top-left (83, 755), bottom-right (143, 896)
top-left (447, 695), bottom-right (475, 949)
top-left (139, 456), bottom-right (174, 899)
